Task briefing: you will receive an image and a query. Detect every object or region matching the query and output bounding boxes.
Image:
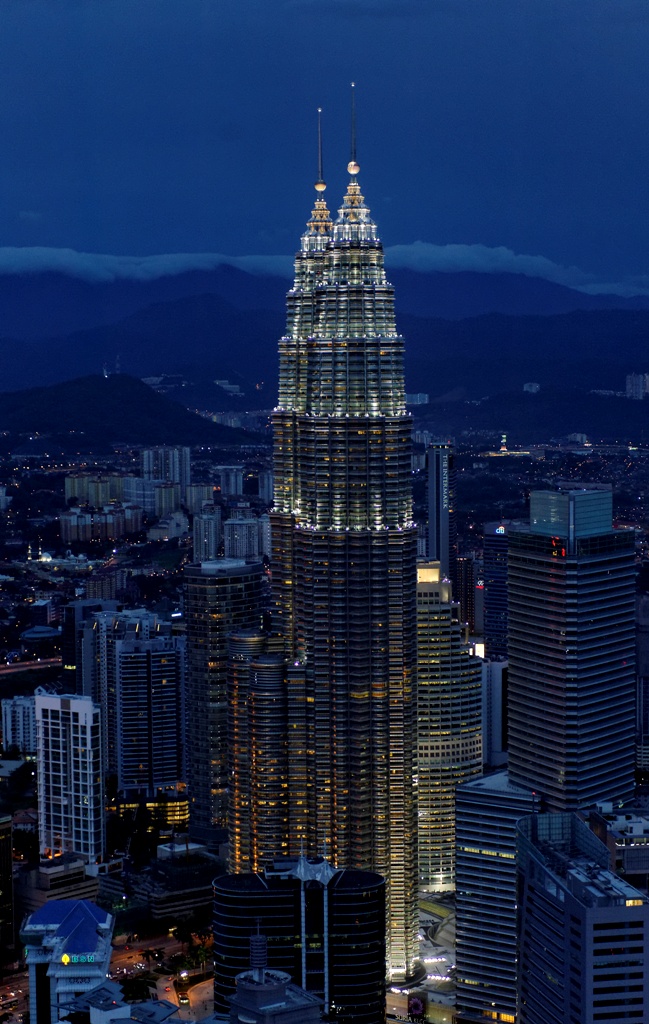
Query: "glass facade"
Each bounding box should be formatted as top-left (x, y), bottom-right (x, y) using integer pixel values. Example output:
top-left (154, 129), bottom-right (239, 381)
top-left (184, 560), bottom-right (264, 844)
top-left (271, 168), bottom-right (418, 977)
top-left (213, 861), bottom-right (386, 1024)
top-left (508, 493), bottom-right (636, 811)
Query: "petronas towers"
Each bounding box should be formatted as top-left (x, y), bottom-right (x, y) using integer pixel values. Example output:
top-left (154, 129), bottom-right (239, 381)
top-left (271, 130), bottom-right (418, 978)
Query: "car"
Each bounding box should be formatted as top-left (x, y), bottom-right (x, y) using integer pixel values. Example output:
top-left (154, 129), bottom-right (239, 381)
top-left (164, 987), bottom-right (171, 992)
top-left (178, 994), bottom-right (190, 1005)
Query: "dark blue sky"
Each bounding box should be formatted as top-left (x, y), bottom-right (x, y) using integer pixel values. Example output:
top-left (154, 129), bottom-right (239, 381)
top-left (1, 0), bottom-right (648, 291)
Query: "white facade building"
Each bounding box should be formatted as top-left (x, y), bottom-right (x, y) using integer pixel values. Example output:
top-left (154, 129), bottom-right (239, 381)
top-left (35, 694), bottom-right (104, 861)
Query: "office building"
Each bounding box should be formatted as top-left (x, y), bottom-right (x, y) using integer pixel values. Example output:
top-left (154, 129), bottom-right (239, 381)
top-left (141, 446), bottom-right (191, 496)
top-left (517, 813), bottom-right (649, 1024)
top-left (60, 598), bottom-right (118, 696)
top-left (456, 486), bottom-right (638, 1022)
top-left (193, 505), bottom-right (222, 561)
top-left (456, 555), bottom-right (475, 632)
top-left (270, 127), bottom-right (417, 978)
top-left (184, 559), bottom-right (264, 844)
top-left (35, 693), bottom-right (104, 862)
top-left (636, 591), bottom-right (649, 771)
top-left (416, 562), bottom-right (482, 891)
top-left (228, 630), bottom-right (288, 874)
top-left (481, 658), bottom-right (508, 768)
top-left (483, 521), bottom-right (510, 658)
top-left (455, 771), bottom-right (538, 1022)
top-left (228, 933), bottom-right (322, 1024)
top-left (21, 900), bottom-right (114, 1024)
top-left (426, 442), bottom-right (457, 587)
top-left (508, 487), bottom-right (636, 810)
top-left (111, 634), bottom-right (185, 800)
top-left (213, 857), bottom-right (385, 1024)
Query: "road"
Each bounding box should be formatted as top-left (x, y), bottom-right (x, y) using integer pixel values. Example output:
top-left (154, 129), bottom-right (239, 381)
top-left (0, 657), bottom-right (61, 676)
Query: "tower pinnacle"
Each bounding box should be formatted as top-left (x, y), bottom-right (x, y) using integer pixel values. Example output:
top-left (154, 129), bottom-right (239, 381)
top-left (347, 81), bottom-right (360, 177)
top-left (315, 107), bottom-right (326, 193)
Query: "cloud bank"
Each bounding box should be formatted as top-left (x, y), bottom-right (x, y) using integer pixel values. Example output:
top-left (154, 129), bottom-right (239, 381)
top-left (0, 243), bottom-right (647, 298)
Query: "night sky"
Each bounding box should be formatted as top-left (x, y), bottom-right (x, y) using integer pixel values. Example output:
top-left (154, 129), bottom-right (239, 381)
top-left (1, 0), bottom-right (648, 293)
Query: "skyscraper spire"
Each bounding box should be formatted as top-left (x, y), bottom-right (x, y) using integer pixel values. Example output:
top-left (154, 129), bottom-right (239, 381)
top-left (302, 107), bottom-right (332, 244)
top-left (348, 81), bottom-right (359, 176)
top-left (315, 107), bottom-right (325, 193)
top-left (271, 108), bottom-right (418, 980)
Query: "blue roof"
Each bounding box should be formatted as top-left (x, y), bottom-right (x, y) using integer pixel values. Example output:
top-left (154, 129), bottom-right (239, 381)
top-left (27, 900), bottom-right (111, 953)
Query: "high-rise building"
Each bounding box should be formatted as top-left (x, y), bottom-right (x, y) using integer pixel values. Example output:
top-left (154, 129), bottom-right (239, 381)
top-left (111, 634), bottom-right (185, 801)
top-left (184, 559), bottom-right (264, 845)
top-left (456, 555), bottom-right (476, 632)
top-left (35, 693), bottom-right (104, 862)
top-left (228, 630), bottom-right (288, 874)
top-left (416, 562), bottom-right (482, 891)
top-left (481, 658), bottom-right (508, 768)
top-left (270, 136), bottom-right (418, 976)
top-left (456, 485), bottom-right (637, 1022)
top-left (224, 517), bottom-right (260, 560)
top-left (517, 813), bottom-right (649, 1024)
top-left (184, 483), bottom-right (215, 514)
top-left (141, 446), bottom-right (191, 496)
top-left (483, 520), bottom-right (511, 658)
top-left (258, 470), bottom-right (274, 505)
top-left (218, 466), bottom-right (244, 497)
top-left (455, 771), bottom-right (538, 1022)
top-left (193, 506), bottom-right (222, 561)
top-left (213, 857), bottom-right (385, 1024)
top-left (79, 608), bottom-right (175, 782)
top-left (60, 599), bottom-right (119, 694)
top-left (426, 442), bottom-right (457, 587)
top-left (508, 487), bottom-right (636, 810)
top-left (635, 591), bottom-right (649, 772)
top-left (2, 692), bottom-right (37, 754)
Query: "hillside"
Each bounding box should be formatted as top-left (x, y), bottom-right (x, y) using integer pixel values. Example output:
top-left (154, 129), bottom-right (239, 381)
top-left (0, 374), bottom-right (255, 453)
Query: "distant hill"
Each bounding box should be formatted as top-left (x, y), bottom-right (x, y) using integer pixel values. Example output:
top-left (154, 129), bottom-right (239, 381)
top-left (0, 294), bottom-right (648, 404)
top-left (417, 389), bottom-right (649, 446)
top-left (1, 260), bottom-right (649, 344)
top-left (0, 374), bottom-right (254, 453)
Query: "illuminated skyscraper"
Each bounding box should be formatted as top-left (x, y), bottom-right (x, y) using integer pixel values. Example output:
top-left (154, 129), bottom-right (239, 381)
top-left (271, 107), bottom-right (418, 977)
top-left (508, 487), bottom-right (636, 810)
top-left (184, 559), bottom-right (265, 845)
top-left (426, 442), bottom-right (457, 587)
top-left (416, 562), bottom-right (482, 891)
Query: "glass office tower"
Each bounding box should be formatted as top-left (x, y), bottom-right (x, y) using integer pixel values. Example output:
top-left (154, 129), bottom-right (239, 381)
top-left (508, 487), bottom-right (636, 810)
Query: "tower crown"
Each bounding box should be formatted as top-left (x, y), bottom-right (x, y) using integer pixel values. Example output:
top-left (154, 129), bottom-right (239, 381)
top-left (301, 107), bottom-right (332, 252)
